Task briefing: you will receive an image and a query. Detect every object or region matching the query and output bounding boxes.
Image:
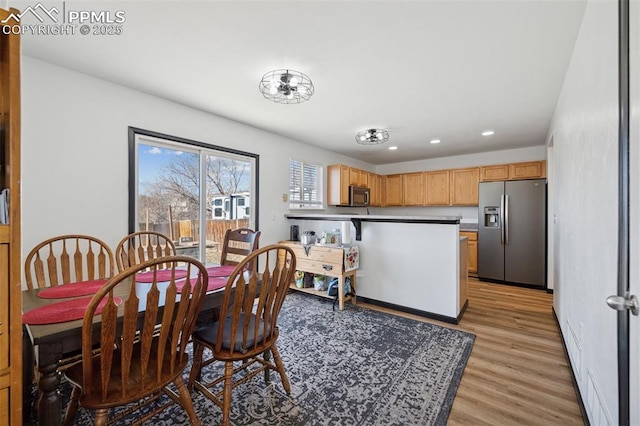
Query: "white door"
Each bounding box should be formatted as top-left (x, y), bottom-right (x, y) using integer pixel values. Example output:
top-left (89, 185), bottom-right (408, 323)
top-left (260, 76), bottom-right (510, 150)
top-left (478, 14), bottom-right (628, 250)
top-left (606, 2), bottom-right (640, 423)
top-left (629, 1), bottom-right (639, 423)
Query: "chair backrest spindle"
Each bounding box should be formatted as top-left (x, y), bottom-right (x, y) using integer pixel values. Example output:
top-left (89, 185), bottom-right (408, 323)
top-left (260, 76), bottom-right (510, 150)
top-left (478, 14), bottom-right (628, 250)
top-left (219, 228), bottom-right (261, 267)
top-left (25, 235), bottom-right (115, 290)
top-left (81, 257), bottom-right (208, 401)
top-left (215, 244), bottom-right (295, 356)
top-left (115, 231), bottom-right (177, 272)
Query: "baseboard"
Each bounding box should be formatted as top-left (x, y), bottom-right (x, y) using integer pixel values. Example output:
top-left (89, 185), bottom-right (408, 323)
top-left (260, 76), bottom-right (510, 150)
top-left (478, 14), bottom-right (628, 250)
top-left (356, 296), bottom-right (459, 324)
top-left (478, 276), bottom-right (547, 291)
top-left (552, 307), bottom-right (590, 425)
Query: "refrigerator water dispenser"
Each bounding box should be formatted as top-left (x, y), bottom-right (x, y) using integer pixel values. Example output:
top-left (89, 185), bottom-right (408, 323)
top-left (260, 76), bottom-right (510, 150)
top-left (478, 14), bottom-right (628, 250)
top-left (484, 207), bottom-right (500, 228)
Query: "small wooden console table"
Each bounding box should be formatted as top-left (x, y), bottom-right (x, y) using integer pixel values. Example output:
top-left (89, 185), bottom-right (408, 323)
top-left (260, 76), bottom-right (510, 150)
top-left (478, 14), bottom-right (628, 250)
top-left (279, 241), bottom-right (357, 310)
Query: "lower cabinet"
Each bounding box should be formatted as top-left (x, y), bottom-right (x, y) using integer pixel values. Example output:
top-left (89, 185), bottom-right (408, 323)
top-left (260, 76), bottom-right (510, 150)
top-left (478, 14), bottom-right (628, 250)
top-left (459, 231), bottom-right (478, 276)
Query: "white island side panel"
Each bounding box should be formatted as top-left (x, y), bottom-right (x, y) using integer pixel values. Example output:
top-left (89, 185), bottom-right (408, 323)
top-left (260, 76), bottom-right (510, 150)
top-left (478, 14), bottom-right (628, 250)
top-left (357, 222), bottom-right (460, 318)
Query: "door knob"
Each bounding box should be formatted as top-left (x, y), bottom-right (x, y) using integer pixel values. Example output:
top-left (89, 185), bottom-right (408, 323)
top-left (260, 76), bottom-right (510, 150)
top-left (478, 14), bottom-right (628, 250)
top-left (606, 293), bottom-right (639, 316)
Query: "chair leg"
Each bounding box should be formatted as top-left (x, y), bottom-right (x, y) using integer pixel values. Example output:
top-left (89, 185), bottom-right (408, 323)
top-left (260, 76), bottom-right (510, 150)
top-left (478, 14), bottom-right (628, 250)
top-left (263, 350), bottom-right (271, 384)
top-left (270, 344), bottom-right (291, 395)
top-left (175, 375), bottom-right (201, 426)
top-left (63, 386), bottom-right (81, 426)
top-left (221, 361), bottom-right (234, 426)
top-left (188, 341), bottom-right (205, 389)
top-left (94, 408), bottom-right (109, 426)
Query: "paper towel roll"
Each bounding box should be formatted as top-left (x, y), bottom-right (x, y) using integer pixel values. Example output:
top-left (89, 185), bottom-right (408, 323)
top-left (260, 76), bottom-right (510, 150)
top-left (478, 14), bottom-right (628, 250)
top-left (341, 221), bottom-right (351, 245)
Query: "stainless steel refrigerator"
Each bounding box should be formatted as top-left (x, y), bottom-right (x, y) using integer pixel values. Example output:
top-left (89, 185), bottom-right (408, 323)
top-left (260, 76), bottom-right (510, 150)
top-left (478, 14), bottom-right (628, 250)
top-left (478, 179), bottom-right (546, 287)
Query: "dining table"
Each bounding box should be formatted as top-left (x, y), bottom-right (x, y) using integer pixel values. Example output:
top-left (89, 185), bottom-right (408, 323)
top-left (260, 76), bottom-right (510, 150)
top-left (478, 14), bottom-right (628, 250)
top-left (22, 265), bottom-right (237, 426)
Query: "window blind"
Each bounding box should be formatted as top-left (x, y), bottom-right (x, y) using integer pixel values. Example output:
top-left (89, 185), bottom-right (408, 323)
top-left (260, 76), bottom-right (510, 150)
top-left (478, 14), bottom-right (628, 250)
top-left (289, 159), bottom-right (323, 209)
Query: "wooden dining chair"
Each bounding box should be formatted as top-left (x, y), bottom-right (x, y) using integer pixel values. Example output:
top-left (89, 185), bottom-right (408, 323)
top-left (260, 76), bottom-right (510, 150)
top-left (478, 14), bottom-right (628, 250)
top-left (115, 231), bottom-right (176, 272)
top-left (187, 244), bottom-right (296, 426)
top-left (23, 235), bottom-right (116, 415)
top-left (24, 234), bottom-right (115, 290)
top-left (63, 256), bottom-right (209, 426)
top-left (219, 228), bottom-right (261, 266)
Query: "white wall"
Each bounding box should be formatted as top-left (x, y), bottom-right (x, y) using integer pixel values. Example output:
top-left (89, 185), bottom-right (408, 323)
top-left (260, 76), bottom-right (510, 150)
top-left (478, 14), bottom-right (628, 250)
top-left (548, 1), bottom-right (618, 423)
top-left (21, 57), bottom-right (370, 269)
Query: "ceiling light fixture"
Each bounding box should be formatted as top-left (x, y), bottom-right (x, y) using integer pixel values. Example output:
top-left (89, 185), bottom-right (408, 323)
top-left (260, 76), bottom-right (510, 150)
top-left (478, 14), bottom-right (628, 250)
top-left (356, 128), bottom-right (390, 145)
top-left (259, 69), bottom-right (314, 104)
top-left (430, 139), bottom-right (441, 144)
top-left (481, 130), bottom-right (495, 136)
top-left (388, 146), bottom-right (398, 151)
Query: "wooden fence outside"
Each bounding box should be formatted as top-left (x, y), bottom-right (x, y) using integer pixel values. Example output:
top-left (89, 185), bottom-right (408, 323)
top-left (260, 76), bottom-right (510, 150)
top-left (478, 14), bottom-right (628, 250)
top-left (139, 219), bottom-right (250, 245)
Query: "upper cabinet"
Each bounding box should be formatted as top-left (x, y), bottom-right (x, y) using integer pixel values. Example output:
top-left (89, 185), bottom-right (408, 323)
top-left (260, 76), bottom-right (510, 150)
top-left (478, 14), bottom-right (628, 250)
top-left (481, 160), bottom-right (546, 181)
top-left (327, 164), bottom-right (378, 206)
top-left (327, 164), bottom-right (350, 206)
top-left (384, 174), bottom-right (404, 206)
top-left (425, 170), bottom-right (450, 205)
top-left (479, 164), bottom-right (509, 181)
top-left (450, 167), bottom-right (480, 205)
top-left (368, 172), bottom-right (383, 207)
top-left (349, 167), bottom-right (368, 187)
top-left (402, 172), bottom-right (424, 206)
top-left (508, 161), bottom-right (546, 180)
top-left (327, 160), bottom-right (545, 208)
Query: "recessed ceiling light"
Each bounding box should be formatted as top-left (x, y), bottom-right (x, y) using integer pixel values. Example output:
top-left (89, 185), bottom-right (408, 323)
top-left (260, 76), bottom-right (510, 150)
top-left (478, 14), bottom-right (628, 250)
top-left (430, 139), bottom-right (441, 144)
top-left (388, 146), bottom-right (398, 150)
top-left (482, 130), bottom-right (495, 136)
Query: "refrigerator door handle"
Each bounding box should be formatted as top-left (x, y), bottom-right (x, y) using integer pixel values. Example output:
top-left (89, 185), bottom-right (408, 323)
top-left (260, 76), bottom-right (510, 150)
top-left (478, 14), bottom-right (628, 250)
top-left (500, 194), bottom-right (505, 245)
top-left (504, 194), bottom-right (510, 245)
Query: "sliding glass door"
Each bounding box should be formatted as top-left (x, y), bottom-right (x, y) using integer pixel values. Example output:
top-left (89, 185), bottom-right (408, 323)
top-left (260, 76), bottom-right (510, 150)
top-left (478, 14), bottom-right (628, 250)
top-left (129, 128), bottom-right (258, 264)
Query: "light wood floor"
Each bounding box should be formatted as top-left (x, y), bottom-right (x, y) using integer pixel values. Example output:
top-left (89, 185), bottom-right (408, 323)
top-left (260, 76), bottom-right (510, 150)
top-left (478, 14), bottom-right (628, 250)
top-left (359, 278), bottom-right (585, 425)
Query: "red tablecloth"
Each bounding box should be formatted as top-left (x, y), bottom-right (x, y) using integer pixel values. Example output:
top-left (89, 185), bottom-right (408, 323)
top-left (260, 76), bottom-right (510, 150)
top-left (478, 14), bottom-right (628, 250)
top-left (136, 269), bottom-right (188, 283)
top-left (37, 279), bottom-right (109, 299)
top-left (206, 265), bottom-right (236, 278)
top-left (177, 276), bottom-right (228, 294)
top-left (22, 296), bottom-right (122, 325)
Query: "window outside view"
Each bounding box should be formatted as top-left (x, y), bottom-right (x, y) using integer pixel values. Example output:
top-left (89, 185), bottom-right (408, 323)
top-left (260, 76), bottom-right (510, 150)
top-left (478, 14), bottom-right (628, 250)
top-left (137, 140), bottom-right (254, 264)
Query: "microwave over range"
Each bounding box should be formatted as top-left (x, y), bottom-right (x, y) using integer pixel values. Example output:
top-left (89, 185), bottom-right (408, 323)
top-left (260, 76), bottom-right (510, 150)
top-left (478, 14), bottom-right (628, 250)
top-left (349, 185), bottom-right (370, 207)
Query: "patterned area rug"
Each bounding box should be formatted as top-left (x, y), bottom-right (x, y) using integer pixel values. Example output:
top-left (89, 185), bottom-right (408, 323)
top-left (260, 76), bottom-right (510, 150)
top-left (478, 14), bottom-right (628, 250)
top-left (34, 292), bottom-right (475, 425)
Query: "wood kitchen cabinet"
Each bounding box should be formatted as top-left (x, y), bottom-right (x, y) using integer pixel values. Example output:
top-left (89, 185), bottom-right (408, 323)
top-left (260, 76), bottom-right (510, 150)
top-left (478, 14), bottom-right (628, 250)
top-left (450, 167), bottom-right (480, 205)
top-left (384, 174), bottom-right (404, 206)
top-left (402, 172), bottom-right (424, 206)
top-left (349, 167), bottom-right (368, 187)
top-left (0, 9), bottom-right (22, 424)
top-left (368, 172), bottom-right (382, 207)
top-left (379, 175), bottom-right (387, 207)
top-left (327, 164), bottom-right (374, 206)
top-left (509, 161), bottom-right (546, 180)
top-left (459, 231), bottom-right (478, 275)
top-left (480, 164), bottom-right (510, 181)
top-left (481, 160), bottom-right (546, 181)
top-left (425, 170), bottom-right (450, 205)
top-left (327, 164), bottom-right (350, 206)
top-left (330, 160), bottom-right (544, 208)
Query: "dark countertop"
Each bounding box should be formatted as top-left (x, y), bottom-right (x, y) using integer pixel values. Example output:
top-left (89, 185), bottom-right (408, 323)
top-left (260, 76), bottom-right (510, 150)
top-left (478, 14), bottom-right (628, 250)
top-left (285, 213), bottom-right (461, 224)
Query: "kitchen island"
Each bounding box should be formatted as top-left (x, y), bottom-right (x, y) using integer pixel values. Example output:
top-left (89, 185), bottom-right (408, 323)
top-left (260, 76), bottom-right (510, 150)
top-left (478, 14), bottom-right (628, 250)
top-left (285, 213), bottom-right (468, 323)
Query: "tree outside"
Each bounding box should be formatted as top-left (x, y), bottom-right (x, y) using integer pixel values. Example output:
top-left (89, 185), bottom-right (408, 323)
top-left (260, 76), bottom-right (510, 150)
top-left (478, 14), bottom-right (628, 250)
top-left (137, 143), bottom-right (252, 262)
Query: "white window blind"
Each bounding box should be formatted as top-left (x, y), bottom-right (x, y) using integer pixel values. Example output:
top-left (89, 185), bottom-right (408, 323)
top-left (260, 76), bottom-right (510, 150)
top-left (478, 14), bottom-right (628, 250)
top-left (289, 159), bottom-right (323, 209)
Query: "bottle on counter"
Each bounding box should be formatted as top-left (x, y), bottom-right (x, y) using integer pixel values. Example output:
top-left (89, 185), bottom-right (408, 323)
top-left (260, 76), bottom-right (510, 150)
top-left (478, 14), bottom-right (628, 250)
top-left (333, 228), bottom-right (341, 245)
